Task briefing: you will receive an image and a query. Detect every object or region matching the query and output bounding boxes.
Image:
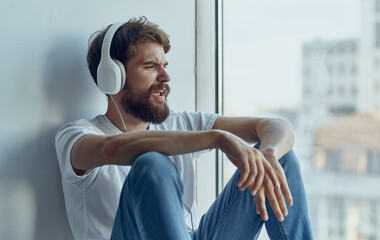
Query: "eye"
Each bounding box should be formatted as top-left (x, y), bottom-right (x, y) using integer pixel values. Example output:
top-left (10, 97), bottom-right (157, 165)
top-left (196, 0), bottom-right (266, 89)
top-left (145, 65), bottom-right (155, 69)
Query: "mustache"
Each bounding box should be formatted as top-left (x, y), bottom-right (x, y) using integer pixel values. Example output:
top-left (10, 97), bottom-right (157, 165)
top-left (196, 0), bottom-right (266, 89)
top-left (149, 83), bottom-right (171, 97)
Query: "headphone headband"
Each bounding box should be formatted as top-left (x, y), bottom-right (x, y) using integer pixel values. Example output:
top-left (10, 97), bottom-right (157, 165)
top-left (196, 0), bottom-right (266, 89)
top-left (100, 22), bottom-right (126, 61)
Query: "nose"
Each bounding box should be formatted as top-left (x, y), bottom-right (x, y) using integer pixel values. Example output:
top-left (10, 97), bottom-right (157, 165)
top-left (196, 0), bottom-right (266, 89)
top-left (157, 66), bottom-right (171, 83)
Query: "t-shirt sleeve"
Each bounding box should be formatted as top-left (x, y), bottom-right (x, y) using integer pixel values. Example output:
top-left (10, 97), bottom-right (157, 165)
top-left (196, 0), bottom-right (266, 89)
top-left (177, 111), bottom-right (219, 132)
top-left (175, 111), bottom-right (219, 159)
top-left (55, 120), bottom-right (100, 184)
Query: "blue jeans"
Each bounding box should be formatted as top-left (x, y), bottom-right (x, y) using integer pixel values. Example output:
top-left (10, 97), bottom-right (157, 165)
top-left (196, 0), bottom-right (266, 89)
top-left (111, 150), bottom-right (313, 240)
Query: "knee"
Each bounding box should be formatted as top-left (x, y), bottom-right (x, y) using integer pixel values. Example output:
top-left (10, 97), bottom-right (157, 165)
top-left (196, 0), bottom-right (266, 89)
top-left (130, 152), bottom-right (179, 183)
top-left (279, 149), bottom-right (301, 173)
top-left (133, 152), bottom-right (174, 170)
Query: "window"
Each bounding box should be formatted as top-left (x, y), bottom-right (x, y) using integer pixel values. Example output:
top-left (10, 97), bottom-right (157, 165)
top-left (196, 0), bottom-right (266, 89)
top-left (221, 0), bottom-right (380, 239)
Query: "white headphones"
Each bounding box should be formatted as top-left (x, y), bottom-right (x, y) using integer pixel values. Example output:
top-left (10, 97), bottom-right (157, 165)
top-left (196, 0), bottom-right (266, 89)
top-left (97, 22), bottom-right (127, 95)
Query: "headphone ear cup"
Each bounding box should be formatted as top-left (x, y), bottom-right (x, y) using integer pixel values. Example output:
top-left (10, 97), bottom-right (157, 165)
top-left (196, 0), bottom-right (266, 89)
top-left (97, 60), bottom-right (123, 95)
top-left (96, 22), bottom-right (126, 95)
top-left (113, 59), bottom-right (126, 91)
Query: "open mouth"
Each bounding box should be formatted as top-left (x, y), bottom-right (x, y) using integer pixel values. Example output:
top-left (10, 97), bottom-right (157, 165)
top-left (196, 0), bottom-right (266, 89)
top-left (152, 89), bottom-right (166, 98)
top-left (152, 89), bottom-right (166, 96)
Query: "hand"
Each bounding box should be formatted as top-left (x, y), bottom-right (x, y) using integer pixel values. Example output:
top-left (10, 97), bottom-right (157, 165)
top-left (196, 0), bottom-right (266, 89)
top-left (254, 150), bottom-right (293, 222)
top-left (216, 130), bottom-right (280, 195)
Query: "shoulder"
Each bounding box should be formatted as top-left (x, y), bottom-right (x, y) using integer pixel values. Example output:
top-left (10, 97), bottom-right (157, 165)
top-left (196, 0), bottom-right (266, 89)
top-left (154, 110), bottom-right (219, 131)
top-left (55, 116), bottom-right (105, 150)
top-left (56, 117), bottom-right (101, 138)
top-left (167, 110), bottom-right (218, 121)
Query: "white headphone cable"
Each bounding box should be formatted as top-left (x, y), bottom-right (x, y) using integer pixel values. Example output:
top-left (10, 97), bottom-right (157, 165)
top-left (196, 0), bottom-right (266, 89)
top-left (183, 203), bottom-right (194, 231)
top-left (110, 95), bottom-right (128, 133)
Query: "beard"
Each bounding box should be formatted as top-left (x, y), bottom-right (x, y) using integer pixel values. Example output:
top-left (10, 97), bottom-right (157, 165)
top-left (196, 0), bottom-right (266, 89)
top-left (120, 81), bottom-right (171, 124)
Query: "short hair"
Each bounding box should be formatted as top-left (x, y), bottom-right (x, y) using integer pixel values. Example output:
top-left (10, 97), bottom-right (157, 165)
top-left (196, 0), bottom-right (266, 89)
top-left (86, 16), bottom-right (171, 85)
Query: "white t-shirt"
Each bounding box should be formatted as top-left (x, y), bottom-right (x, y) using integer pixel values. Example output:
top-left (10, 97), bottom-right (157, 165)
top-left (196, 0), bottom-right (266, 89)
top-left (55, 111), bottom-right (218, 240)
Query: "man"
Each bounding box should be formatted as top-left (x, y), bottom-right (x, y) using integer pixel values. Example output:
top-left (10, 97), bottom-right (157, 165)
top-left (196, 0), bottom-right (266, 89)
top-left (55, 17), bottom-right (313, 239)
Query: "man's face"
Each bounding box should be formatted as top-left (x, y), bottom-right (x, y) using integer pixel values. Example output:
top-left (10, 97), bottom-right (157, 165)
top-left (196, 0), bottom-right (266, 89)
top-left (120, 42), bottom-right (171, 124)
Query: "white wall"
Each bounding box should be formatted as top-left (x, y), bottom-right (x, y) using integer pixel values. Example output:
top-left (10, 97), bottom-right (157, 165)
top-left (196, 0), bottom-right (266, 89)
top-left (0, 0), bottom-right (195, 239)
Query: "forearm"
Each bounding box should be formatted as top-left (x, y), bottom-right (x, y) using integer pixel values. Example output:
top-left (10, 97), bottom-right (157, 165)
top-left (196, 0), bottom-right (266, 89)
top-left (256, 118), bottom-right (295, 160)
top-left (72, 130), bottom-right (221, 171)
top-left (108, 130), bottom-right (221, 164)
top-left (212, 116), bottom-right (295, 160)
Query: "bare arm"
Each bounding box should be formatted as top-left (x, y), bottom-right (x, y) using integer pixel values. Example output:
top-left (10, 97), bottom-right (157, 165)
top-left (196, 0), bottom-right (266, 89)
top-left (212, 116), bottom-right (295, 160)
top-left (71, 130), bottom-right (220, 173)
top-left (71, 128), bottom-right (270, 182)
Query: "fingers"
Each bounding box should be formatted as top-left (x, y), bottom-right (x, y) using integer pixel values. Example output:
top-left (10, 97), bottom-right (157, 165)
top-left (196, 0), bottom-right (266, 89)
top-left (234, 146), bottom-right (292, 211)
top-left (238, 149), bottom-right (266, 193)
top-left (272, 162), bottom-right (293, 207)
top-left (255, 177), bottom-right (288, 222)
top-left (254, 187), bottom-right (268, 221)
top-left (228, 140), bottom-right (293, 223)
top-left (237, 160), bottom-right (250, 190)
top-left (280, 177), bottom-right (293, 207)
top-left (262, 160), bottom-right (280, 188)
top-left (262, 156), bottom-right (293, 207)
top-left (249, 159), bottom-right (264, 195)
top-left (233, 148), bottom-right (292, 223)
top-left (250, 175), bottom-right (288, 222)
top-left (239, 153), bottom-right (257, 190)
top-left (275, 187), bottom-right (288, 217)
top-left (264, 176), bottom-right (284, 222)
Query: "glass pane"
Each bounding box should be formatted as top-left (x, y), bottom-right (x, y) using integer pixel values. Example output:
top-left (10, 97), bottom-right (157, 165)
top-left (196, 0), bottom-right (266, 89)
top-left (223, 0), bottom-right (380, 239)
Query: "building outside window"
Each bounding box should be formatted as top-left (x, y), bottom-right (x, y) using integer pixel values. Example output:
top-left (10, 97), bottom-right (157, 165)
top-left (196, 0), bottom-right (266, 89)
top-left (368, 151), bottom-right (380, 174)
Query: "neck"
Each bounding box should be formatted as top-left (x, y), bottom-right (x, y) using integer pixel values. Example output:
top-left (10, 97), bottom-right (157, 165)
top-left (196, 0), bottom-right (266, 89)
top-left (105, 96), bottom-right (149, 132)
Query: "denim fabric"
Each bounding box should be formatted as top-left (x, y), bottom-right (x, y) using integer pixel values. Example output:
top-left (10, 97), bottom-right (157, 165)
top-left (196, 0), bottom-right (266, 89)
top-left (193, 149), bottom-right (313, 240)
top-left (111, 152), bottom-right (190, 240)
top-left (111, 150), bottom-right (313, 240)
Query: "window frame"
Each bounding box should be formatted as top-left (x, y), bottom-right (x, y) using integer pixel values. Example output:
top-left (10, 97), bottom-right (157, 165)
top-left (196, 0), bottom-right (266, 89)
top-left (194, 0), bottom-right (224, 215)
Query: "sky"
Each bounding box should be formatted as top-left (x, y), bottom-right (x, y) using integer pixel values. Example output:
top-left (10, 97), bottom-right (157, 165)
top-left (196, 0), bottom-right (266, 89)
top-left (223, 0), bottom-right (360, 115)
